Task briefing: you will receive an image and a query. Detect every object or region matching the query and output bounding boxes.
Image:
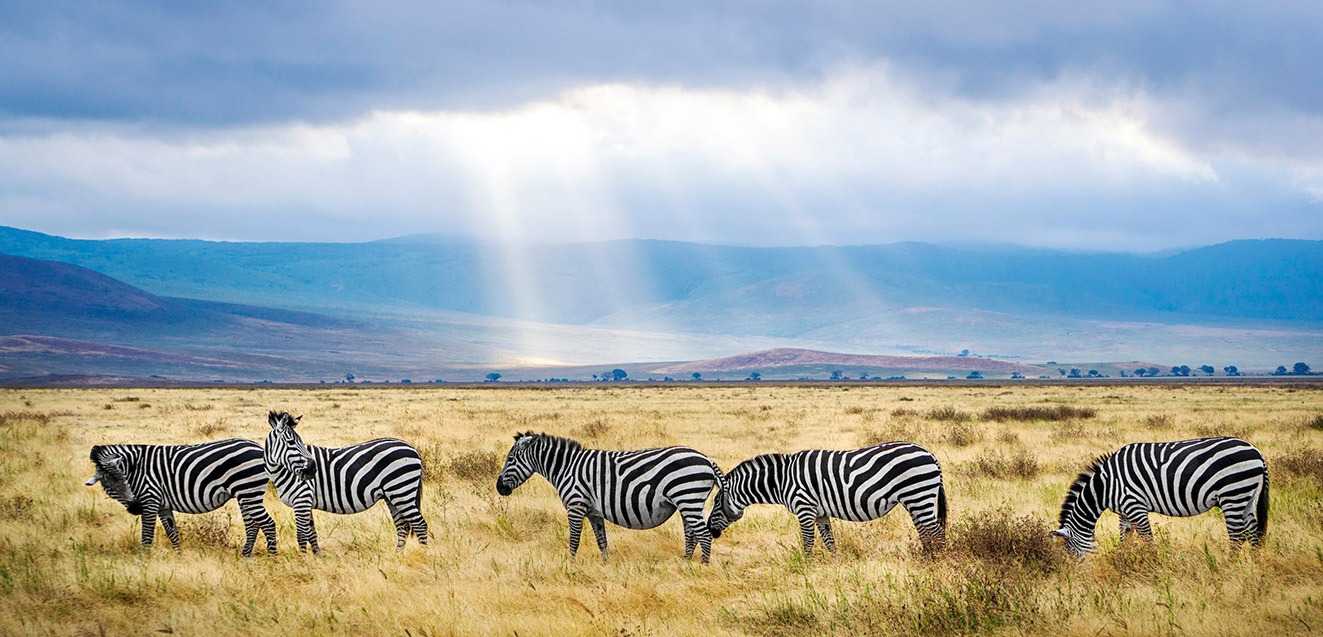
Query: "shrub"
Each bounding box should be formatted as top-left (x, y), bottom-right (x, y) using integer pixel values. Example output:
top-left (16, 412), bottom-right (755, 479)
top-left (448, 449), bottom-right (503, 482)
top-left (1306, 414), bottom-right (1323, 431)
top-left (1143, 414), bottom-right (1173, 430)
top-left (1275, 448), bottom-right (1323, 484)
top-left (982, 405), bottom-right (1097, 422)
top-left (180, 511), bottom-right (235, 549)
top-left (951, 508), bottom-right (1067, 574)
top-left (890, 407), bottom-right (920, 419)
top-left (926, 406), bottom-right (971, 422)
top-left (943, 421), bottom-right (982, 447)
top-left (572, 418), bottom-right (612, 439)
top-left (962, 448), bottom-right (1041, 480)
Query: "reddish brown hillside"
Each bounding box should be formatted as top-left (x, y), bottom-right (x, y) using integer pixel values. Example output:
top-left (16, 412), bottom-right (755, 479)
top-left (649, 348), bottom-right (1043, 374)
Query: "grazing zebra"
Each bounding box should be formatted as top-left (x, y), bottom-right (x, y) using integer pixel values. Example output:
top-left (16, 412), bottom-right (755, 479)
top-left (1053, 437), bottom-right (1269, 557)
top-left (264, 411), bottom-right (429, 553)
top-left (706, 442), bottom-right (948, 555)
top-left (85, 439), bottom-right (277, 557)
top-left (495, 432), bottom-right (724, 564)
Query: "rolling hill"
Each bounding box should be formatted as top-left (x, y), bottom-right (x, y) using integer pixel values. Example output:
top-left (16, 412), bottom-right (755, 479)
top-left (0, 225), bottom-right (1319, 381)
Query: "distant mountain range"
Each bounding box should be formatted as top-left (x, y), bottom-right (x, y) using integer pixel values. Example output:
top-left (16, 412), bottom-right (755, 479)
top-left (0, 225), bottom-right (1319, 383)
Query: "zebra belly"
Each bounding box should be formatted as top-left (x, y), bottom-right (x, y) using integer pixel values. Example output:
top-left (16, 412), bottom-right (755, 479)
top-left (601, 500), bottom-right (676, 530)
top-left (170, 487), bottom-right (233, 514)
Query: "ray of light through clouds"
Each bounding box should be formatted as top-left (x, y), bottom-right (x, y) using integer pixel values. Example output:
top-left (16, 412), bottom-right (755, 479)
top-left (1, 1), bottom-right (1322, 363)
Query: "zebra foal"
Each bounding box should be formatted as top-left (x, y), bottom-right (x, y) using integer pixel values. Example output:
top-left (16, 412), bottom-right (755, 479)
top-left (706, 442), bottom-right (948, 555)
top-left (85, 439), bottom-right (277, 557)
top-left (1053, 437), bottom-right (1269, 557)
top-left (264, 411), bottom-right (429, 553)
top-left (496, 432), bottom-right (724, 563)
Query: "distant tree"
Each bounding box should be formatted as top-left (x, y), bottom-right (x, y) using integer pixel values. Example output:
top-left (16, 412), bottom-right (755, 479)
top-left (1274, 365), bottom-right (1289, 375)
top-left (663, 376), bottom-right (674, 382)
top-left (1294, 362), bottom-right (1312, 375)
top-left (345, 373), bottom-right (355, 383)
top-left (859, 372), bottom-right (870, 380)
top-left (1170, 365), bottom-right (1191, 377)
top-left (958, 349), bottom-right (970, 357)
top-left (1087, 370), bottom-right (1101, 378)
top-left (1223, 365), bottom-right (1240, 376)
top-left (746, 372), bottom-right (762, 381)
top-left (611, 368), bottom-right (628, 381)
top-left (1199, 365), bottom-right (1216, 376)
top-left (692, 372), bottom-right (702, 381)
top-left (1010, 372), bottom-right (1024, 379)
top-left (591, 374), bottom-right (599, 381)
top-left (485, 372), bottom-right (501, 382)
top-left (830, 370), bottom-right (844, 380)
top-left (1058, 368), bottom-right (1067, 377)
top-left (1147, 367), bottom-right (1161, 377)
top-left (1068, 368), bottom-right (1082, 378)
top-left (966, 371), bottom-right (983, 379)
top-left (1134, 368), bottom-right (1148, 377)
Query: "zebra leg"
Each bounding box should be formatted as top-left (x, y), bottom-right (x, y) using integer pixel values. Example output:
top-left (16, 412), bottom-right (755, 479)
top-left (386, 500), bottom-right (410, 550)
top-left (411, 510), bottom-right (429, 546)
top-left (566, 506), bottom-right (587, 558)
top-left (588, 514), bottom-right (609, 562)
top-left (388, 495), bottom-right (429, 547)
top-left (815, 518), bottom-right (837, 555)
top-left (139, 506), bottom-right (158, 551)
top-left (1220, 496), bottom-right (1255, 548)
top-left (678, 505), bottom-right (712, 564)
top-left (794, 511), bottom-right (817, 556)
top-left (296, 507), bottom-right (320, 555)
top-left (237, 496), bottom-right (276, 556)
top-left (159, 509), bottom-right (181, 550)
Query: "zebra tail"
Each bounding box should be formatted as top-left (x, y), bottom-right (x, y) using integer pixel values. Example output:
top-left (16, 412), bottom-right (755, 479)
top-left (937, 482), bottom-right (948, 530)
top-left (709, 460), bottom-right (726, 493)
top-left (1255, 470), bottom-right (1270, 540)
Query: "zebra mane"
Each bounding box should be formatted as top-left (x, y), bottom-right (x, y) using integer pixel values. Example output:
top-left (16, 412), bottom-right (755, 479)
top-left (517, 432), bottom-right (584, 451)
top-left (1058, 452), bottom-right (1113, 527)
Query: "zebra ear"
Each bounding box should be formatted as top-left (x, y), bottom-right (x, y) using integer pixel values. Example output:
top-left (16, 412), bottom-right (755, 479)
top-left (292, 414), bottom-right (303, 427)
top-left (85, 475), bottom-right (99, 486)
top-left (268, 411), bottom-right (282, 428)
top-left (1050, 528), bottom-right (1070, 539)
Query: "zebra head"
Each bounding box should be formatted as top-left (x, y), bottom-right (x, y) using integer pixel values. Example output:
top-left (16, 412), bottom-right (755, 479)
top-left (266, 411), bottom-right (314, 481)
top-left (706, 472), bottom-right (748, 540)
top-left (496, 432), bottom-right (538, 496)
top-left (1052, 462), bottom-right (1105, 558)
top-left (87, 446), bottom-right (139, 514)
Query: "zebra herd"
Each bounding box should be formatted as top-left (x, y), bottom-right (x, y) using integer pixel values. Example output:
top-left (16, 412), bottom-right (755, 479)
top-left (87, 410), bottom-right (1270, 562)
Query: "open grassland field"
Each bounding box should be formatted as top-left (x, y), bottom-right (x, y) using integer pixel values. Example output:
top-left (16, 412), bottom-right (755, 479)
top-left (2, 383), bottom-right (1322, 636)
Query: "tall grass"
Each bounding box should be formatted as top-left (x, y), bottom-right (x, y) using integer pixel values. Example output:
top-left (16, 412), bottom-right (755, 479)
top-left (1, 384), bottom-right (1320, 636)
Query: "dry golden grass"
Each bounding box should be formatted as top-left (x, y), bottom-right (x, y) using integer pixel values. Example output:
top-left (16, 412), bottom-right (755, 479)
top-left (1, 383), bottom-right (1322, 636)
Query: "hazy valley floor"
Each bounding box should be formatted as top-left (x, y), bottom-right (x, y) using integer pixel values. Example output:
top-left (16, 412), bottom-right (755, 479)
top-left (2, 383), bottom-right (1321, 635)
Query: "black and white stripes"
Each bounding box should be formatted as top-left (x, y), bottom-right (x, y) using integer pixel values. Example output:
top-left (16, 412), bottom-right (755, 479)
top-left (705, 442), bottom-right (948, 554)
top-left (85, 439), bottom-right (277, 557)
top-left (1053, 437), bottom-right (1269, 557)
top-left (496, 432), bottom-right (724, 563)
top-left (264, 411), bottom-right (429, 553)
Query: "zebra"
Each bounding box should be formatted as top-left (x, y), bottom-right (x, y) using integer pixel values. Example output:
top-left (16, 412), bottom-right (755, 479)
top-left (264, 411), bottom-right (429, 553)
top-left (1052, 437), bottom-right (1269, 557)
top-left (495, 432), bottom-right (724, 564)
top-left (85, 439), bottom-right (277, 557)
top-left (706, 442), bottom-right (947, 555)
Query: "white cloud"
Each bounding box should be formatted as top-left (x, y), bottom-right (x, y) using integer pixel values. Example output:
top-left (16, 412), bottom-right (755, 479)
top-left (0, 64), bottom-right (1317, 249)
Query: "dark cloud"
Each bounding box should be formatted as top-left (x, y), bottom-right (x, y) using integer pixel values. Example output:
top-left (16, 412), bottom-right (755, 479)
top-left (2, 1), bottom-right (1319, 126)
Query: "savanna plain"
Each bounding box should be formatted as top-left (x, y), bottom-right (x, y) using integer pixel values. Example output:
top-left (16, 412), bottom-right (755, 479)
top-left (2, 383), bottom-right (1322, 636)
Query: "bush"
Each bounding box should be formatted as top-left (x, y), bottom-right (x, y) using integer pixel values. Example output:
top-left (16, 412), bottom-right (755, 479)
top-left (943, 421), bottom-right (983, 447)
top-left (1275, 448), bottom-right (1323, 484)
top-left (1142, 414), bottom-right (1173, 430)
top-left (962, 448), bottom-right (1041, 480)
top-left (1306, 414), bottom-right (1323, 431)
top-left (448, 449), bottom-right (503, 482)
top-left (572, 418), bottom-right (612, 439)
top-left (951, 508), bottom-right (1067, 575)
top-left (982, 405), bottom-right (1097, 422)
top-left (179, 511), bottom-right (235, 549)
top-left (926, 406), bottom-right (971, 422)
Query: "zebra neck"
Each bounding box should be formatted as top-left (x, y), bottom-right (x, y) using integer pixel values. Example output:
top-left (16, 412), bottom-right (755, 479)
top-left (533, 443), bottom-right (586, 493)
top-left (1062, 470), bottom-right (1107, 533)
top-left (735, 454), bottom-right (790, 506)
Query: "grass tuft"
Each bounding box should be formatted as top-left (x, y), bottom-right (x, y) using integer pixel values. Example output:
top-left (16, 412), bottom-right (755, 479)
top-left (982, 405), bottom-right (1097, 422)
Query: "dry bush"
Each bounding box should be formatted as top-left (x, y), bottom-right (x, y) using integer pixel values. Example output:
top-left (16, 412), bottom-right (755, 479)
top-left (982, 405), bottom-right (1097, 422)
top-left (1143, 413), bottom-right (1173, 430)
top-left (194, 420), bottom-right (226, 438)
top-left (997, 429), bottom-right (1021, 445)
top-left (1048, 419), bottom-right (1087, 443)
top-left (1307, 414), bottom-right (1323, 431)
top-left (179, 511), bottom-right (235, 550)
top-left (950, 508), bottom-right (1066, 574)
top-left (942, 420), bottom-right (982, 447)
top-left (1193, 422), bottom-right (1250, 439)
top-left (449, 449), bottom-right (503, 482)
top-left (572, 418), bottom-right (612, 439)
top-left (182, 403), bottom-right (214, 411)
top-left (961, 448), bottom-right (1041, 480)
top-left (926, 406), bottom-right (971, 422)
top-left (415, 441), bottom-right (448, 483)
top-left (0, 495), bottom-right (34, 520)
top-left (1275, 447), bottom-right (1323, 484)
top-left (112, 396), bottom-right (140, 403)
top-left (0, 411), bottom-right (53, 426)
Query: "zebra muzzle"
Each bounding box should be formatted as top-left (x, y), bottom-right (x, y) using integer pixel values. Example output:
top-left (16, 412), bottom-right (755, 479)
top-left (496, 479), bottom-right (512, 496)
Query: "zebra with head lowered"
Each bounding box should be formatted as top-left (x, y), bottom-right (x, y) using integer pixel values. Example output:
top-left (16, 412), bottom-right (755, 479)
top-left (1053, 437), bottom-right (1269, 557)
top-left (85, 439), bottom-right (277, 557)
top-left (496, 432), bottom-right (724, 563)
top-left (706, 442), bottom-right (947, 555)
top-left (264, 411), bottom-right (429, 553)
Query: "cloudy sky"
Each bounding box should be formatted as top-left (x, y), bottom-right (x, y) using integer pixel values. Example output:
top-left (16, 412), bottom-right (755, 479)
top-left (2, 1), bottom-right (1321, 251)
